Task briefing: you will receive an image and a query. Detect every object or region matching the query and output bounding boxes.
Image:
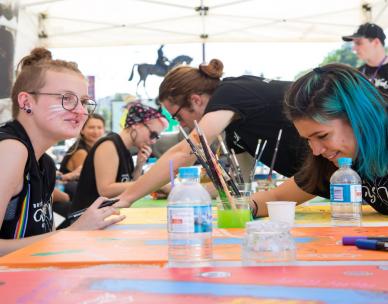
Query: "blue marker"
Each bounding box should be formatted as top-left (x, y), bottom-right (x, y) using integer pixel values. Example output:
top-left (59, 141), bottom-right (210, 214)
top-left (355, 239), bottom-right (388, 251)
top-left (342, 236), bottom-right (388, 245)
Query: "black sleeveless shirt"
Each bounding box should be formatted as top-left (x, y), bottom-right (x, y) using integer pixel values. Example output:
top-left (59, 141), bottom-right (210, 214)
top-left (0, 120), bottom-right (55, 239)
top-left (59, 138), bottom-right (90, 174)
top-left (71, 133), bottom-right (134, 212)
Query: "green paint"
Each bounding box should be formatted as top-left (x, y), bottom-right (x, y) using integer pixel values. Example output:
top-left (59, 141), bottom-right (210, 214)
top-left (32, 249), bottom-right (83, 256)
top-left (217, 209), bottom-right (251, 228)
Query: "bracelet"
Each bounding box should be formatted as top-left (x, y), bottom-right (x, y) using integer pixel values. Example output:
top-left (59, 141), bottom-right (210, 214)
top-left (250, 198), bottom-right (259, 219)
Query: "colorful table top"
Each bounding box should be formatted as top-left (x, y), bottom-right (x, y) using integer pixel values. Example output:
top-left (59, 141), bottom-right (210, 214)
top-left (1, 226), bottom-right (388, 268)
top-left (2, 264), bottom-right (388, 304)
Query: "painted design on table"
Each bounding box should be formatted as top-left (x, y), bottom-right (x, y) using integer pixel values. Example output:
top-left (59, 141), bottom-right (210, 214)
top-left (1, 265), bottom-right (388, 303)
top-left (1, 227), bottom-right (388, 268)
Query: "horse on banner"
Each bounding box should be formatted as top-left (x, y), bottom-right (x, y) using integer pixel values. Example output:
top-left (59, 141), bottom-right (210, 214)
top-left (128, 54), bottom-right (193, 95)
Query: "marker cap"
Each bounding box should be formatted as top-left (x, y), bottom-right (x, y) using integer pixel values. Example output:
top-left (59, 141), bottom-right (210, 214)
top-left (342, 236), bottom-right (367, 245)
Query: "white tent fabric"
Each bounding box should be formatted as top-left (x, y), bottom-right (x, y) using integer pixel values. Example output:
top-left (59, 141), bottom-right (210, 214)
top-left (18, 0), bottom-right (388, 48)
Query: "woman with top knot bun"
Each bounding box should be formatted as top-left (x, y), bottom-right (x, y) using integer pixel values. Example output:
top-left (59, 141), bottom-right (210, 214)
top-left (0, 48), bottom-right (125, 256)
top-left (116, 59), bottom-right (307, 214)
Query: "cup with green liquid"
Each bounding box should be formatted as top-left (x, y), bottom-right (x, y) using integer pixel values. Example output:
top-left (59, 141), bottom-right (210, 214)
top-left (217, 196), bottom-right (252, 228)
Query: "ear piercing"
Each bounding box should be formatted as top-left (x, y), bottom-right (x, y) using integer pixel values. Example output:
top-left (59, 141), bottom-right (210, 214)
top-left (25, 108), bottom-right (32, 114)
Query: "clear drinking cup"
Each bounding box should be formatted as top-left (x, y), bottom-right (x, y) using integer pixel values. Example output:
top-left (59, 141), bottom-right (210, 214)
top-left (242, 220), bottom-right (296, 265)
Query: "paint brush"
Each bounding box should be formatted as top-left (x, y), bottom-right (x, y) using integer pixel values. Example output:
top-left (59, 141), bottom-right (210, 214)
top-left (169, 159), bottom-right (175, 189)
top-left (195, 121), bottom-right (236, 209)
top-left (249, 139), bottom-right (262, 183)
top-left (215, 154), bottom-right (241, 197)
top-left (217, 135), bottom-right (239, 186)
top-left (268, 129), bottom-right (283, 181)
top-left (231, 148), bottom-right (244, 184)
top-left (249, 139), bottom-right (267, 183)
top-left (178, 125), bottom-right (222, 191)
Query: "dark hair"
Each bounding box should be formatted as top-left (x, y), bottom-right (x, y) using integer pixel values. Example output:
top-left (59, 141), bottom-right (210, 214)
top-left (284, 63), bottom-right (388, 192)
top-left (11, 47), bottom-right (84, 118)
top-left (158, 59), bottom-right (223, 109)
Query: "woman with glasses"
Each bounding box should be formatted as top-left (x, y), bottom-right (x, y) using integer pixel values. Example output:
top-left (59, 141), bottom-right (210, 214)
top-left (0, 48), bottom-right (125, 256)
top-left (70, 102), bottom-right (168, 213)
top-left (115, 59), bottom-right (306, 208)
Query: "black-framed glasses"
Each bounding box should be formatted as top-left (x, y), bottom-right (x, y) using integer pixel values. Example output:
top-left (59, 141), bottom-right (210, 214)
top-left (143, 123), bottom-right (160, 140)
top-left (171, 103), bottom-right (185, 121)
top-left (28, 92), bottom-right (97, 114)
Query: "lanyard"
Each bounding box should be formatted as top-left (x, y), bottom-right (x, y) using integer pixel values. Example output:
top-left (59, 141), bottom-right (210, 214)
top-left (362, 55), bottom-right (387, 82)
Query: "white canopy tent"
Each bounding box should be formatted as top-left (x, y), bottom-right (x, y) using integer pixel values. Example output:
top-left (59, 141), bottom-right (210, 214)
top-left (17, 0), bottom-right (388, 61)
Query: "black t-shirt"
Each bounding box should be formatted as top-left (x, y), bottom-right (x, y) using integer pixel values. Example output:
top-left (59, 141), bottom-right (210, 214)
top-left (0, 120), bottom-right (55, 239)
top-left (204, 75), bottom-right (307, 177)
top-left (359, 62), bottom-right (388, 94)
top-left (295, 160), bottom-right (388, 215)
top-left (59, 138), bottom-right (90, 174)
top-left (71, 133), bottom-right (134, 212)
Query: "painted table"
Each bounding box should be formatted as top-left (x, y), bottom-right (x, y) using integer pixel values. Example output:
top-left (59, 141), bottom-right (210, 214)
top-left (1, 226), bottom-right (388, 268)
top-left (2, 265), bottom-right (388, 303)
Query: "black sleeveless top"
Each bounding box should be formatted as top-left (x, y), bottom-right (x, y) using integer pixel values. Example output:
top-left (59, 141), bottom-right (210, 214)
top-left (0, 120), bottom-right (55, 239)
top-left (59, 138), bottom-right (90, 174)
top-left (71, 133), bottom-right (134, 212)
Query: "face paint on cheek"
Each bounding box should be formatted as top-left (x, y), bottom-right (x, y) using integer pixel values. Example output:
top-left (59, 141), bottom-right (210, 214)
top-left (46, 105), bottom-right (67, 121)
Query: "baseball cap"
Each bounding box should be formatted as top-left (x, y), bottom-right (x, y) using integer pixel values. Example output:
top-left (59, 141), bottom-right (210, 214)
top-left (342, 23), bottom-right (386, 44)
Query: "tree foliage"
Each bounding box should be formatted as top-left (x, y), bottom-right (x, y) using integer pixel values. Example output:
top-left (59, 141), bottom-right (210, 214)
top-left (294, 43), bottom-right (361, 80)
top-left (320, 43), bottom-right (360, 67)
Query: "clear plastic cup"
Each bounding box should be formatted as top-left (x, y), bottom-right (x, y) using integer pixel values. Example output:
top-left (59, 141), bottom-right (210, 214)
top-left (256, 179), bottom-right (276, 192)
top-left (236, 182), bottom-right (255, 197)
top-left (266, 201), bottom-right (296, 226)
top-left (242, 220), bottom-right (296, 265)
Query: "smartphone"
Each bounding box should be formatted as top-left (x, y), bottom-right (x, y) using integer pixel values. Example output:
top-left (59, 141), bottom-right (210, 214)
top-left (98, 198), bottom-right (119, 209)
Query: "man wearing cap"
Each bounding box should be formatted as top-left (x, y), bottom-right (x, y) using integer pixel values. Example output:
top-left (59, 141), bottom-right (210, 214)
top-left (342, 23), bottom-right (388, 93)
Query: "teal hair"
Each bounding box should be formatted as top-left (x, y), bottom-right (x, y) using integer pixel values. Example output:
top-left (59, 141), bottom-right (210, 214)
top-left (284, 64), bottom-right (388, 180)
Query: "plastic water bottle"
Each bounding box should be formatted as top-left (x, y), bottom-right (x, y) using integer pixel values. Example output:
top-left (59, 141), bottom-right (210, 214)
top-left (330, 157), bottom-right (362, 226)
top-left (143, 157), bottom-right (157, 173)
top-left (167, 166), bottom-right (213, 267)
top-left (55, 174), bottom-right (65, 192)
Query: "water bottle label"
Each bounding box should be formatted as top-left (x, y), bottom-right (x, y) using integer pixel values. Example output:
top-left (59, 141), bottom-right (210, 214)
top-left (55, 182), bottom-right (65, 192)
top-left (330, 184), bottom-right (362, 203)
top-left (168, 205), bottom-right (212, 233)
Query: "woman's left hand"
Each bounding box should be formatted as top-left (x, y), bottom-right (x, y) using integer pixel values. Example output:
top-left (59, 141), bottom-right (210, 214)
top-left (136, 144), bottom-right (152, 166)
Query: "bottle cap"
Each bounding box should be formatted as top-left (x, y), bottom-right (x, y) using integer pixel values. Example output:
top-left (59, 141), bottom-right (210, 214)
top-left (179, 166), bottom-right (200, 179)
top-left (147, 157), bottom-right (157, 164)
top-left (338, 157), bottom-right (352, 167)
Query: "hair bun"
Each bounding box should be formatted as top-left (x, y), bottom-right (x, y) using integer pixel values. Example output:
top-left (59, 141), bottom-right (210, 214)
top-left (199, 59), bottom-right (223, 79)
top-left (19, 47), bottom-right (53, 69)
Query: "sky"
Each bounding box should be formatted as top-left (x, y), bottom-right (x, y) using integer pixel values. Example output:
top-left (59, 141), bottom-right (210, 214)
top-left (51, 42), bottom-right (343, 100)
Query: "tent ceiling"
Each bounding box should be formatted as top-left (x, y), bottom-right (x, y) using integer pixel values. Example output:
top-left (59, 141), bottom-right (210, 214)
top-left (18, 0), bottom-right (388, 48)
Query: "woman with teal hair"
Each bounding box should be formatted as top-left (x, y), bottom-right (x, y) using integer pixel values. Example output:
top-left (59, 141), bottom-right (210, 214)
top-left (250, 63), bottom-right (388, 217)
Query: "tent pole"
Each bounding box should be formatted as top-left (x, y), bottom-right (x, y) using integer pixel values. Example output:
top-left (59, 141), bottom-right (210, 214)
top-left (202, 42), bottom-right (206, 63)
